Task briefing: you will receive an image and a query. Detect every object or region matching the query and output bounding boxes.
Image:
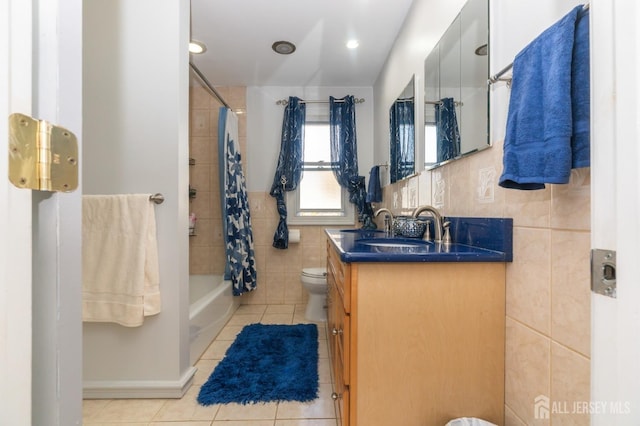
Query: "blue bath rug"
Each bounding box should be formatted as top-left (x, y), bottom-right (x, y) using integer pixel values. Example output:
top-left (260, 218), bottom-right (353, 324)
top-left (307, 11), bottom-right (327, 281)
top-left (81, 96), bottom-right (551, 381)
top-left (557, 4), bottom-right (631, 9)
top-left (197, 323), bottom-right (319, 405)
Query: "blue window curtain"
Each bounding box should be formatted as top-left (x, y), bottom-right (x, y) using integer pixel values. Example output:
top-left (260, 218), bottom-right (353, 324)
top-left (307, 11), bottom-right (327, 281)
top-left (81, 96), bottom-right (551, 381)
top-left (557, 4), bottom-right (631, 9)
top-left (218, 107), bottom-right (257, 296)
top-left (435, 97), bottom-right (461, 162)
top-left (329, 95), bottom-right (376, 229)
top-left (389, 99), bottom-right (415, 182)
top-left (269, 97), bottom-right (306, 249)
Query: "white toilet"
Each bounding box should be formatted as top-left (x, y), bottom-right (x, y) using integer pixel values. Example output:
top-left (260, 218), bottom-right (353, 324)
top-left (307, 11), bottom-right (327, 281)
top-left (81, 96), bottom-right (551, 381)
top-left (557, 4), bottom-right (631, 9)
top-left (301, 267), bottom-right (328, 322)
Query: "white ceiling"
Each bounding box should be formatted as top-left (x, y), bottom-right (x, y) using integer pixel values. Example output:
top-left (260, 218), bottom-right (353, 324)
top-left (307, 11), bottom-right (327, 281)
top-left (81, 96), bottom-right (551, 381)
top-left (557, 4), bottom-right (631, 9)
top-left (189, 0), bottom-right (415, 87)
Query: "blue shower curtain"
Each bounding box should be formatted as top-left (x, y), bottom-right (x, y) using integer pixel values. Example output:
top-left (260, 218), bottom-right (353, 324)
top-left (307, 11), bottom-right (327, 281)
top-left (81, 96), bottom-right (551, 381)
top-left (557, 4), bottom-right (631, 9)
top-left (389, 99), bottom-right (415, 182)
top-left (435, 97), bottom-right (461, 162)
top-left (329, 96), bottom-right (375, 229)
top-left (269, 97), bottom-right (306, 249)
top-left (218, 107), bottom-right (257, 296)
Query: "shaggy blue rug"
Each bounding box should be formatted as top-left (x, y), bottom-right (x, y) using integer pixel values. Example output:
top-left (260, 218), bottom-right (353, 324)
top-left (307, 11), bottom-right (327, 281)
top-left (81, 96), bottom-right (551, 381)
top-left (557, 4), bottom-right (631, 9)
top-left (197, 323), bottom-right (319, 405)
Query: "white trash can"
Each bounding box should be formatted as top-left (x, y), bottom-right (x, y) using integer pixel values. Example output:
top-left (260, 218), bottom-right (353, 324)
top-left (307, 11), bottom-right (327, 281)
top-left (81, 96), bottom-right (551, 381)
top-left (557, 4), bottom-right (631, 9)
top-left (445, 418), bottom-right (497, 426)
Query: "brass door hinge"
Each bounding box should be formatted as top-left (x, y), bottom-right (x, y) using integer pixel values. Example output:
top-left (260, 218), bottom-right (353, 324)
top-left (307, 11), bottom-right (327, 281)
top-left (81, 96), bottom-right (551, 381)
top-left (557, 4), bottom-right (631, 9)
top-left (8, 113), bottom-right (78, 192)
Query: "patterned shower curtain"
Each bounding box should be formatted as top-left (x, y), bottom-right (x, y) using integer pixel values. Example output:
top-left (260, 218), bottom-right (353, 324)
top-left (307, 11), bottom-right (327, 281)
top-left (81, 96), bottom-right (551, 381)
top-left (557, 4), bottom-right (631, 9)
top-left (218, 107), bottom-right (257, 296)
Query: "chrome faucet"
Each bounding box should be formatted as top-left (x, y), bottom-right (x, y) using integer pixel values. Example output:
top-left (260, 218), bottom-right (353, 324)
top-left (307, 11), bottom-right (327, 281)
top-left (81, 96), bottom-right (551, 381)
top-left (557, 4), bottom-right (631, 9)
top-left (411, 205), bottom-right (443, 242)
top-left (374, 208), bottom-right (394, 235)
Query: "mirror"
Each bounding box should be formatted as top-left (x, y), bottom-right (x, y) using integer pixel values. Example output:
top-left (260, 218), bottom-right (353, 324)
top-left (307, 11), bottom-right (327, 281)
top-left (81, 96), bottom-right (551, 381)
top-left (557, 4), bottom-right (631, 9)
top-left (424, 0), bottom-right (489, 169)
top-left (389, 76), bottom-right (416, 183)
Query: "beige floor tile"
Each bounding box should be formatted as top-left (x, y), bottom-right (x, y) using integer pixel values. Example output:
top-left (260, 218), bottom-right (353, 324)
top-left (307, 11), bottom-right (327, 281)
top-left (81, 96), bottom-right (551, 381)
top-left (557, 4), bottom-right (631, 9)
top-left (261, 313), bottom-right (294, 324)
top-left (150, 422), bottom-right (211, 426)
top-left (153, 385), bottom-right (219, 422)
top-left (276, 384), bottom-right (336, 420)
top-left (212, 421), bottom-right (274, 426)
top-left (292, 313), bottom-right (314, 324)
top-left (266, 304), bottom-right (296, 314)
top-left (318, 358), bottom-right (332, 384)
top-left (317, 339), bottom-right (329, 359)
top-left (193, 359), bottom-right (219, 385)
top-left (200, 339), bottom-right (234, 359)
top-left (315, 324), bottom-right (327, 340)
top-left (214, 402), bottom-right (278, 421)
top-left (276, 420), bottom-right (337, 426)
top-left (235, 304), bottom-right (268, 314)
top-left (505, 404), bottom-right (527, 426)
top-left (82, 399), bottom-right (111, 421)
top-left (226, 313), bottom-right (264, 326)
top-left (88, 399), bottom-right (167, 422)
top-left (216, 324), bottom-right (245, 340)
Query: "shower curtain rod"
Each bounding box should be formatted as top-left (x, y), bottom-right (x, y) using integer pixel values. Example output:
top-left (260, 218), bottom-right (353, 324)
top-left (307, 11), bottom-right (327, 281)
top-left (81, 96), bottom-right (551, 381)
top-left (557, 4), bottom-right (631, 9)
top-left (276, 98), bottom-right (365, 106)
top-left (189, 62), bottom-right (231, 109)
top-left (426, 100), bottom-right (463, 106)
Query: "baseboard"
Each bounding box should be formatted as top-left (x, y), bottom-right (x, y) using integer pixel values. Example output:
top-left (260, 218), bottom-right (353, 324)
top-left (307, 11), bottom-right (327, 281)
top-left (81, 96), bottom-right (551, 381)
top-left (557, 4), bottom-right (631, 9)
top-left (83, 366), bottom-right (197, 399)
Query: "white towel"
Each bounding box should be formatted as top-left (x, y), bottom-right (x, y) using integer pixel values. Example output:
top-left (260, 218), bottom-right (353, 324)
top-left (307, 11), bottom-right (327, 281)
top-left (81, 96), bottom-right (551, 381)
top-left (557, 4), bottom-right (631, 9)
top-left (82, 194), bottom-right (161, 327)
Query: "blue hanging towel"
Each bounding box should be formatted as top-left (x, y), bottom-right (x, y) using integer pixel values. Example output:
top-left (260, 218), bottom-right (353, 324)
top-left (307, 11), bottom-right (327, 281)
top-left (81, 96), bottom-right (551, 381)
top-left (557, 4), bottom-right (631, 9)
top-left (499, 5), bottom-right (588, 190)
top-left (366, 165), bottom-right (382, 203)
top-left (571, 7), bottom-right (590, 168)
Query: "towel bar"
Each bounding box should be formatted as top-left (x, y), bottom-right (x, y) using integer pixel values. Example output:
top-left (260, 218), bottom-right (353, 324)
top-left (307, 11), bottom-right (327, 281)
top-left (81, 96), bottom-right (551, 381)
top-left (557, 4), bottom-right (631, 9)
top-left (149, 193), bottom-right (164, 204)
top-left (488, 2), bottom-right (589, 86)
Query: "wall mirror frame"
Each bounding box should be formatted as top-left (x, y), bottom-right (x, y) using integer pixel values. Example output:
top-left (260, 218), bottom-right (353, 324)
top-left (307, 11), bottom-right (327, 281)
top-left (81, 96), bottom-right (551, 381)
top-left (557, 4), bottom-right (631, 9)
top-left (423, 0), bottom-right (489, 170)
top-left (389, 75), bottom-right (416, 183)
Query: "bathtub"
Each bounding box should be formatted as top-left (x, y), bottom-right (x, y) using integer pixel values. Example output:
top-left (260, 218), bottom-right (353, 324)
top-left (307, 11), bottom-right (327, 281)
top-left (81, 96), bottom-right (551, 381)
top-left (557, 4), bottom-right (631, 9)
top-left (189, 275), bottom-right (239, 365)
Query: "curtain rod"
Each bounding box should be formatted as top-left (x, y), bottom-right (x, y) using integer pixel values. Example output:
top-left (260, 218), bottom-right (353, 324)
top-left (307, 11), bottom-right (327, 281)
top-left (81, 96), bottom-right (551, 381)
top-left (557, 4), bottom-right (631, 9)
top-left (276, 98), bottom-right (365, 106)
top-left (425, 100), bottom-right (463, 106)
top-left (189, 62), bottom-right (231, 109)
top-left (488, 2), bottom-right (590, 85)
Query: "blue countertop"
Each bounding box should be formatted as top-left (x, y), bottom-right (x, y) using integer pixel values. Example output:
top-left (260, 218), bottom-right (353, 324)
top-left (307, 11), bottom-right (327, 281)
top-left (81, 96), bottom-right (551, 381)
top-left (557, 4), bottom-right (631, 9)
top-left (326, 217), bottom-right (513, 263)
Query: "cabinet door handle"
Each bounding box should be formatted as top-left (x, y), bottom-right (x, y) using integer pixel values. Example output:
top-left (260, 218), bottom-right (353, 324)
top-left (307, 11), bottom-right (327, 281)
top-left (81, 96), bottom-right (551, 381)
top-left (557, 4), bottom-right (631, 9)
top-left (332, 328), bottom-right (343, 336)
top-left (331, 392), bottom-right (341, 400)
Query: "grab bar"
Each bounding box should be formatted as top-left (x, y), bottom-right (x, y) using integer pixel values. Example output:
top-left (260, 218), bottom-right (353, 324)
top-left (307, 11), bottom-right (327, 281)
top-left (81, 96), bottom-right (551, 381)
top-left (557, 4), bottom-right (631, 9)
top-left (149, 193), bottom-right (164, 204)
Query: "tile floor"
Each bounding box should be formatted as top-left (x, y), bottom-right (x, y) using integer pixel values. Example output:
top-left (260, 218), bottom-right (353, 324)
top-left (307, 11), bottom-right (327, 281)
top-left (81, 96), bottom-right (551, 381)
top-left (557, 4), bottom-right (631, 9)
top-left (83, 304), bottom-right (337, 426)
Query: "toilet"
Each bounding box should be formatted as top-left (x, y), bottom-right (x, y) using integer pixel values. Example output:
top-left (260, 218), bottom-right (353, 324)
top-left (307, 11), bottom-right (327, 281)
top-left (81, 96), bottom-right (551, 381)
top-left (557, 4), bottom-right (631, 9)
top-left (301, 267), bottom-right (328, 322)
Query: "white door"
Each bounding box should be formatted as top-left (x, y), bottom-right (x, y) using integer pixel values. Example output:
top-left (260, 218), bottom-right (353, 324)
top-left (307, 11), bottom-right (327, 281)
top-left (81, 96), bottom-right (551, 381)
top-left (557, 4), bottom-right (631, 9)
top-left (1, 0), bottom-right (34, 422)
top-left (1, 0), bottom-right (83, 424)
top-left (591, 0), bottom-right (640, 424)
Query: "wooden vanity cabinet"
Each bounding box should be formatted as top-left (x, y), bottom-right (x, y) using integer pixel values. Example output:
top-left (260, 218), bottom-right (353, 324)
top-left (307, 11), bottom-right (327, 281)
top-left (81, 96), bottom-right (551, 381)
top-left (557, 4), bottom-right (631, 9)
top-left (326, 239), bottom-right (506, 426)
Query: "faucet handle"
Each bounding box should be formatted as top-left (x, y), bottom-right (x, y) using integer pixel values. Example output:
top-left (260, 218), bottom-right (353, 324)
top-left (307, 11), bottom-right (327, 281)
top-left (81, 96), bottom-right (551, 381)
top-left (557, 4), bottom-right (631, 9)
top-left (423, 219), bottom-right (431, 241)
top-left (442, 221), bottom-right (452, 245)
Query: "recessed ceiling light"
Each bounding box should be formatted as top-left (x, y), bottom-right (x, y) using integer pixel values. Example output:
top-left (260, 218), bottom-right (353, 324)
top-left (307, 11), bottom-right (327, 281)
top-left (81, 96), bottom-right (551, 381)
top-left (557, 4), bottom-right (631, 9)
top-left (272, 41), bottom-right (296, 55)
top-left (346, 40), bottom-right (359, 49)
top-left (189, 40), bottom-right (207, 54)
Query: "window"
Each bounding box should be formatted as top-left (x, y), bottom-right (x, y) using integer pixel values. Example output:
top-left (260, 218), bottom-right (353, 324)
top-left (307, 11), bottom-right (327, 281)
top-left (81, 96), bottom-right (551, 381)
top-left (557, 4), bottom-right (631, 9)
top-left (286, 121), bottom-right (355, 225)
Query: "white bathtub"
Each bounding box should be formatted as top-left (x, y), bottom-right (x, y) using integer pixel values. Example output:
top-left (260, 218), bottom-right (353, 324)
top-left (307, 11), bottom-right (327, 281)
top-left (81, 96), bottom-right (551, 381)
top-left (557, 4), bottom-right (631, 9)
top-left (189, 275), bottom-right (239, 365)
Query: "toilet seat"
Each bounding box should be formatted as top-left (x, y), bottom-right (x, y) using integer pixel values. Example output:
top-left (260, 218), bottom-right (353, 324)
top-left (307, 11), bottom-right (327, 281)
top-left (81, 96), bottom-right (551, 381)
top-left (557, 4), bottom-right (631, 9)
top-left (301, 267), bottom-right (327, 279)
top-left (301, 268), bottom-right (327, 286)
